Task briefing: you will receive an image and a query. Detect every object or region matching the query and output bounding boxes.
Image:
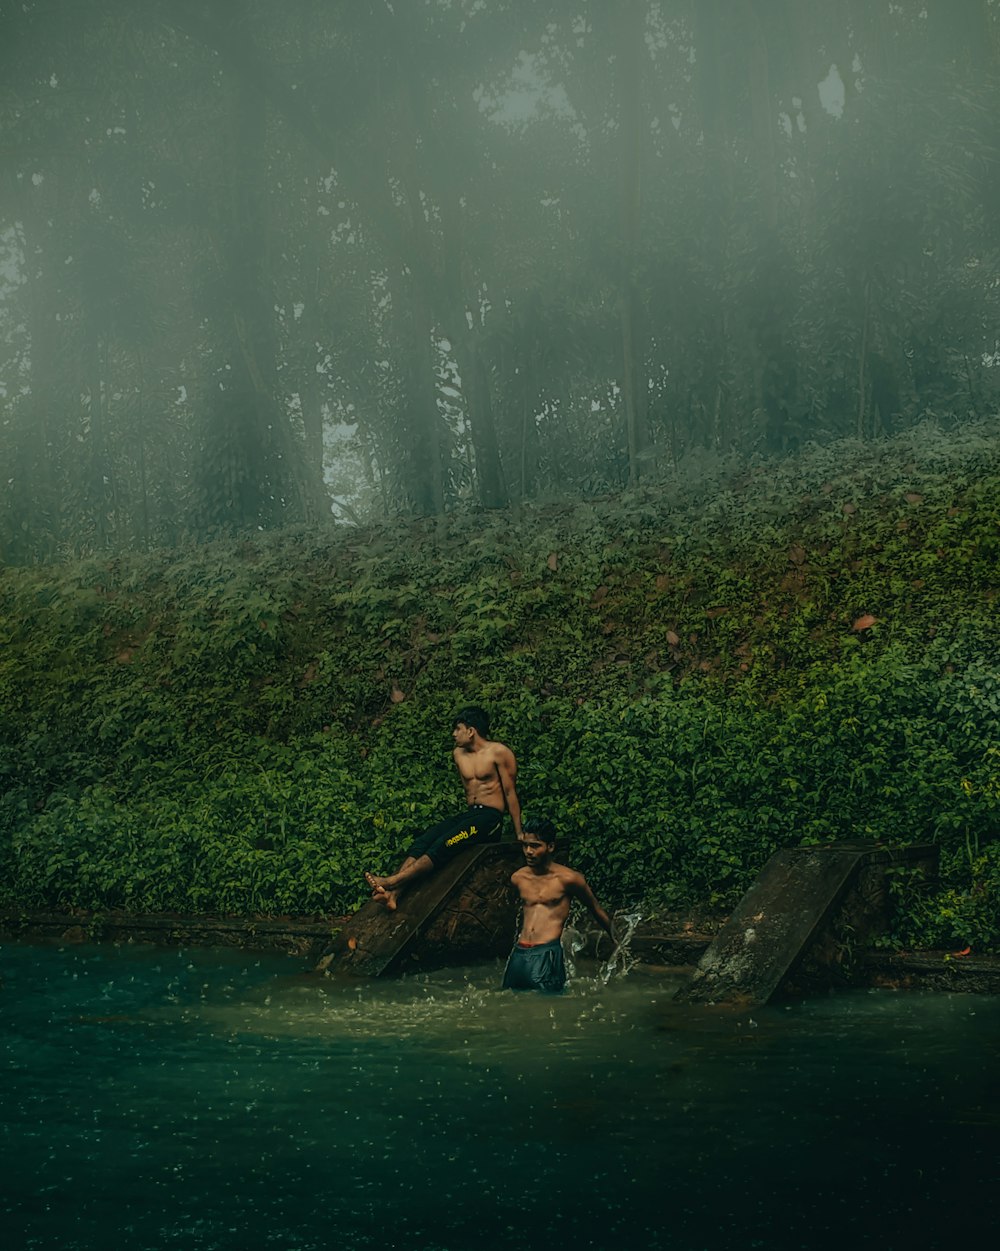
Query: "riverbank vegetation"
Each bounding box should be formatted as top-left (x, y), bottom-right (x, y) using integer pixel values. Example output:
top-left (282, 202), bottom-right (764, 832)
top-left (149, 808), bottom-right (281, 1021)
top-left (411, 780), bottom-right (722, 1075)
top-left (2, 422), bottom-right (998, 949)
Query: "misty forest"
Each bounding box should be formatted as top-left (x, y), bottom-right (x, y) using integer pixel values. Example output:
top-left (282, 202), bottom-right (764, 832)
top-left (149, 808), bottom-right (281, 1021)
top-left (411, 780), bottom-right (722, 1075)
top-left (1, 0), bottom-right (999, 950)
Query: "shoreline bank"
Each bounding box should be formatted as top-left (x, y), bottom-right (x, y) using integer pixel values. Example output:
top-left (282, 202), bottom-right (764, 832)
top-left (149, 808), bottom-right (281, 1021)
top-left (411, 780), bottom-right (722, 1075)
top-left (3, 906), bottom-right (998, 993)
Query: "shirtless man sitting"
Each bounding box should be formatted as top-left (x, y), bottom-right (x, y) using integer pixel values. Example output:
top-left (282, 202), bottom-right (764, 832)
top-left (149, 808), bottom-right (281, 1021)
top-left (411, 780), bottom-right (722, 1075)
top-left (365, 706), bottom-right (522, 910)
top-left (503, 818), bottom-right (615, 993)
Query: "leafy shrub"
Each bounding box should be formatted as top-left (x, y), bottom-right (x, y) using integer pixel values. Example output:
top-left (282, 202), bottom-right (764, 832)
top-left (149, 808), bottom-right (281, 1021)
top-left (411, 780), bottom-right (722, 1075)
top-left (1, 421), bottom-right (999, 946)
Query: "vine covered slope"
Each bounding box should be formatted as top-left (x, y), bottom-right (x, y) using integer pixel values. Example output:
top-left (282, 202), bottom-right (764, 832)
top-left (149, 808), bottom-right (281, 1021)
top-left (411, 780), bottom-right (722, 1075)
top-left (2, 422), bottom-right (998, 949)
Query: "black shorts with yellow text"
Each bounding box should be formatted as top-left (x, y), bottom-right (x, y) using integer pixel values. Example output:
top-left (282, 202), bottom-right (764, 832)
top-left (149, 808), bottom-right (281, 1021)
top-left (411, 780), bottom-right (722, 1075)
top-left (405, 805), bottom-right (503, 868)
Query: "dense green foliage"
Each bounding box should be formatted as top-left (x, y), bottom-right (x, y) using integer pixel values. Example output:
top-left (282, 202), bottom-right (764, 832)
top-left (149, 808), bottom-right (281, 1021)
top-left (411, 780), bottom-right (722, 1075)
top-left (2, 424), bottom-right (998, 947)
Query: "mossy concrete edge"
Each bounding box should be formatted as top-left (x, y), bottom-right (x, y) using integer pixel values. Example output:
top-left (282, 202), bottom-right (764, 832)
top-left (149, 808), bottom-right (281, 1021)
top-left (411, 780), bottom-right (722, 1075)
top-left (2, 908), bottom-right (998, 992)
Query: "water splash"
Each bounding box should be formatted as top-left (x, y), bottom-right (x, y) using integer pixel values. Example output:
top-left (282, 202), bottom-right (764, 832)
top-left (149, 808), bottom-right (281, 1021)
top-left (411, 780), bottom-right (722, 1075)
top-left (597, 909), bottom-right (643, 985)
top-left (562, 922), bottom-right (588, 981)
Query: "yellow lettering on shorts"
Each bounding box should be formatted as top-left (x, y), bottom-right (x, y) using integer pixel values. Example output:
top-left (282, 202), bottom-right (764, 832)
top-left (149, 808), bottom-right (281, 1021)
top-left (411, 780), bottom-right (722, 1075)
top-left (444, 824), bottom-right (477, 848)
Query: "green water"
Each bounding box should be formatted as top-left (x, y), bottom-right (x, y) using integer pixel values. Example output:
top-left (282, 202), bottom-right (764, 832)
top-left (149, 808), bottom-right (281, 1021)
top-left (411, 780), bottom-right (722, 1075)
top-left (1, 941), bottom-right (997, 1251)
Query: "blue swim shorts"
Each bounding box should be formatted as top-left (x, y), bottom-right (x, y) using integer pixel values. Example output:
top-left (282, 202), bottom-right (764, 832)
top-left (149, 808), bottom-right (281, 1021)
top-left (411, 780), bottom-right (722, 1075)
top-left (502, 937), bottom-right (566, 993)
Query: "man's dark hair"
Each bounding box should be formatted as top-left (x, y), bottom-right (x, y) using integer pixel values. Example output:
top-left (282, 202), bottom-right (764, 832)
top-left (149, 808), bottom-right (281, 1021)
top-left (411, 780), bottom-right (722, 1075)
top-left (522, 817), bottom-right (556, 845)
top-left (453, 706), bottom-right (490, 738)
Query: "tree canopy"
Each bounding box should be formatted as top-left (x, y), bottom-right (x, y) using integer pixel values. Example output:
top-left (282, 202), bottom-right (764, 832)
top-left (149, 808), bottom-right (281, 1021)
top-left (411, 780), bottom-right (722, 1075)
top-left (2, 0), bottom-right (998, 560)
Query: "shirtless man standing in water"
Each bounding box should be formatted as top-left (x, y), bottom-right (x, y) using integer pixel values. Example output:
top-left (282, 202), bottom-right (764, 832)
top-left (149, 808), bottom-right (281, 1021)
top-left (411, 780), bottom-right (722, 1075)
top-left (503, 819), bottom-right (615, 993)
top-left (365, 706), bottom-right (522, 910)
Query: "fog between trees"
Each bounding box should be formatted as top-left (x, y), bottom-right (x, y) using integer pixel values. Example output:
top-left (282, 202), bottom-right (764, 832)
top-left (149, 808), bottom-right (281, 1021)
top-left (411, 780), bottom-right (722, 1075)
top-left (1, 0), bottom-right (998, 561)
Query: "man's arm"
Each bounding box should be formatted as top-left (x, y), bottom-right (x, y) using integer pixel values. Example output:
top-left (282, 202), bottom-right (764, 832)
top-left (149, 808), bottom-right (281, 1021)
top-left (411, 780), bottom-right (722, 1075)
top-left (496, 747), bottom-right (523, 836)
top-left (570, 873), bottom-right (616, 946)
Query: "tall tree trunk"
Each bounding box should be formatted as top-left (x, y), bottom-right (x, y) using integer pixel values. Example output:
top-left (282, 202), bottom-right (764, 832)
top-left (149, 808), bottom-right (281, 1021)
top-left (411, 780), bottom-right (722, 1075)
top-left (857, 276), bottom-right (871, 439)
top-left (391, 277), bottom-right (444, 516)
top-left (199, 51), bottom-right (306, 530)
top-left (445, 305), bottom-right (509, 509)
top-left (85, 334), bottom-right (116, 551)
top-left (464, 339), bottom-right (509, 509)
top-left (694, 0), bottom-right (738, 450)
top-left (22, 216), bottom-right (63, 559)
top-left (135, 350), bottom-right (151, 549)
top-left (408, 66), bottom-right (508, 510)
top-left (515, 307), bottom-right (542, 501)
top-left (618, 0), bottom-right (649, 485)
top-left (298, 366), bottom-right (333, 524)
top-left (742, 0), bottom-right (797, 451)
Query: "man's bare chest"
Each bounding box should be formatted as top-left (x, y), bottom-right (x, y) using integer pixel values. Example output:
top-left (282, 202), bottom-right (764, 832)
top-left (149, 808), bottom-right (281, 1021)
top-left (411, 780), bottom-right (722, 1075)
top-left (518, 878), bottom-right (567, 909)
top-left (456, 750), bottom-right (500, 783)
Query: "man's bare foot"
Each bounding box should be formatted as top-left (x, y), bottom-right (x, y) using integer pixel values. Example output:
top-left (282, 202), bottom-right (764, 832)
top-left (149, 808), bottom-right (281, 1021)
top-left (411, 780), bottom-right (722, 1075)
top-left (364, 872), bottom-right (398, 910)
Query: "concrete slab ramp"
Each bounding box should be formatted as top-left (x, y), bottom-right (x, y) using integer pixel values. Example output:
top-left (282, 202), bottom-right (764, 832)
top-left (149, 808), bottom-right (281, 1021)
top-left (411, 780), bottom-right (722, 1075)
top-left (674, 840), bottom-right (937, 1006)
top-left (316, 839), bottom-right (526, 978)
